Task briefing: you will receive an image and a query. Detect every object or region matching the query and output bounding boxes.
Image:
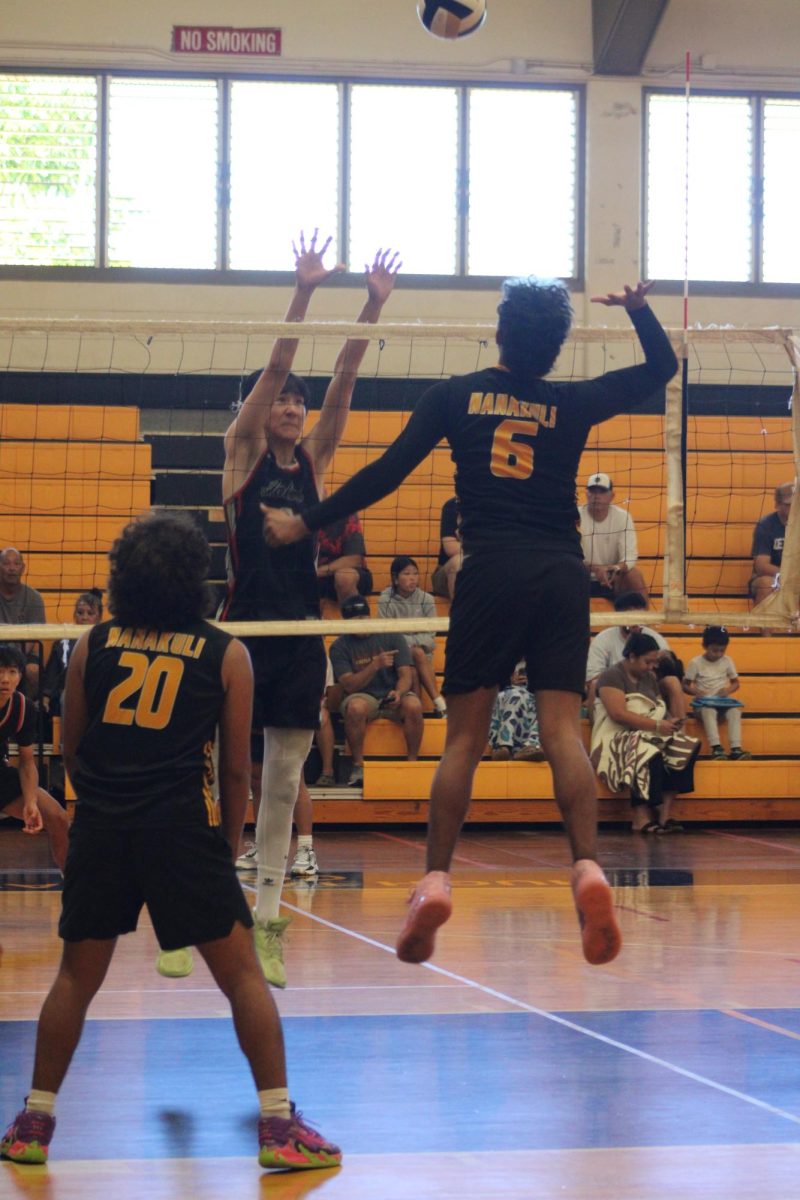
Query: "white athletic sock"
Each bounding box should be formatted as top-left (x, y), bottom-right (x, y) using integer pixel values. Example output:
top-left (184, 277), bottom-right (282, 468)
top-left (296, 834), bottom-right (313, 850)
top-left (26, 1089), bottom-right (56, 1116)
top-left (433, 695), bottom-right (447, 713)
top-left (258, 1087), bottom-right (291, 1119)
top-left (255, 728), bottom-right (313, 925)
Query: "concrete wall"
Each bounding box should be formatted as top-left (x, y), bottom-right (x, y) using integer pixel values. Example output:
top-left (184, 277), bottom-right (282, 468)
top-left (2, 0), bottom-right (800, 330)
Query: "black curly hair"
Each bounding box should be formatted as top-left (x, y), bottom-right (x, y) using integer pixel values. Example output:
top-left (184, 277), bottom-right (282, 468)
top-left (107, 512), bottom-right (212, 630)
top-left (496, 276), bottom-right (573, 378)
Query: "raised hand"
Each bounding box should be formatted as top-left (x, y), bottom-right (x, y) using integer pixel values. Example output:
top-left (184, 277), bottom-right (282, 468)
top-left (591, 281), bottom-right (654, 310)
top-left (292, 228), bottom-right (346, 293)
top-left (364, 248), bottom-right (402, 306)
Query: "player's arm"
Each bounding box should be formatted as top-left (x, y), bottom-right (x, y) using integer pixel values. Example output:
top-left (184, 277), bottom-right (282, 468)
top-left (263, 386), bottom-right (448, 546)
top-left (16, 743), bottom-right (43, 834)
top-left (223, 231), bottom-right (344, 498)
top-left (304, 249), bottom-right (401, 477)
top-left (218, 639), bottom-right (254, 859)
top-left (62, 629), bottom-right (91, 781)
top-left (580, 283), bottom-right (678, 423)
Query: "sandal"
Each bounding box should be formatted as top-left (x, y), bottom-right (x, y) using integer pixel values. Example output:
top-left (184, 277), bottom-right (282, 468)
top-left (635, 821), bottom-right (663, 834)
top-left (661, 818), bottom-right (685, 833)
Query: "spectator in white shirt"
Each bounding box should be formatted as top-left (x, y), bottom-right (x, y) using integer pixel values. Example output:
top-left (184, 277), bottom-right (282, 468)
top-left (585, 590), bottom-right (670, 716)
top-left (579, 473), bottom-right (647, 602)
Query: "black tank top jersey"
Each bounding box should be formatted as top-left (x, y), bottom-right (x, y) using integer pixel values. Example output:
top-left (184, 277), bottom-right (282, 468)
top-left (71, 619), bottom-right (233, 829)
top-left (300, 305), bottom-right (678, 557)
top-left (0, 691), bottom-right (36, 759)
top-left (221, 443), bottom-right (321, 621)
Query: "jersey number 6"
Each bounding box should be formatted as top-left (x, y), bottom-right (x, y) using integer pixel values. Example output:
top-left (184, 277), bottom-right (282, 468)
top-left (490, 419), bottom-right (536, 480)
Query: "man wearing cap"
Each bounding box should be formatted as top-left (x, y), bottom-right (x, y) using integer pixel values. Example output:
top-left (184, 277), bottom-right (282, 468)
top-left (579, 473), bottom-right (647, 601)
top-left (329, 595), bottom-right (423, 789)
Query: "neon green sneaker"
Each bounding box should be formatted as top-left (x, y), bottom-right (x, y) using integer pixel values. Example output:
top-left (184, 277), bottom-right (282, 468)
top-left (1, 1107), bottom-right (56, 1164)
top-left (156, 948), bottom-right (194, 978)
top-left (254, 917), bottom-right (291, 988)
top-left (258, 1103), bottom-right (341, 1170)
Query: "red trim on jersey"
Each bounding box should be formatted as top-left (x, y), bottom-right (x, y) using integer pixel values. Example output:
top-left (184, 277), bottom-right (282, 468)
top-left (0, 692), bottom-right (25, 735)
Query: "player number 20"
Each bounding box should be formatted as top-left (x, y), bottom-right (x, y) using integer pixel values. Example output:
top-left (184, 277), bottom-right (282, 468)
top-left (102, 651), bottom-right (185, 730)
top-left (490, 419), bottom-right (536, 480)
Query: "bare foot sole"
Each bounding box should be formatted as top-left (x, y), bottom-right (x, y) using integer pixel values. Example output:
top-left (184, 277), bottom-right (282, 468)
top-left (396, 871), bottom-right (453, 964)
top-left (571, 862), bottom-right (622, 966)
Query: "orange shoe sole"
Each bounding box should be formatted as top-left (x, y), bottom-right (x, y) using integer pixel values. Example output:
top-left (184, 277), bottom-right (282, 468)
top-left (396, 892), bottom-right (453, 964)
top-left (573, 873), bottom-right (622, 966)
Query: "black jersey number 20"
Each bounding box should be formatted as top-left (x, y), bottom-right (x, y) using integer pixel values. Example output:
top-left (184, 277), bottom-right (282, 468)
top-left (102, 651), bottom-right (185, 731)
top-left (490, 419), bottom-right (536, 480)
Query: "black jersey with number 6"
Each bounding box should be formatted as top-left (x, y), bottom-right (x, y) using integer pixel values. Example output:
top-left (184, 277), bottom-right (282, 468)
top-left (71, 619), bottom-right (234, 829)
top-left (300, 304), bottom-right (677, 557)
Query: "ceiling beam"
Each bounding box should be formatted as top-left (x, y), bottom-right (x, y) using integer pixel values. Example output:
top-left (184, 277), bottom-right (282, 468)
top-left (592, 0), bottom-right (670, 76)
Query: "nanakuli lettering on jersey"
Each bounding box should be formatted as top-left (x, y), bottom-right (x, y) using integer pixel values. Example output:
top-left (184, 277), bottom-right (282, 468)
top-left (106, 627), bottom-right (207, 659)
top-left (467, 393), bottom-right (557, 427)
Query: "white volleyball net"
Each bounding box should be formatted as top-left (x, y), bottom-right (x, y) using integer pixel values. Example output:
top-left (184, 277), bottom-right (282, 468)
top-left (0, 317), bottom-right (797, 651)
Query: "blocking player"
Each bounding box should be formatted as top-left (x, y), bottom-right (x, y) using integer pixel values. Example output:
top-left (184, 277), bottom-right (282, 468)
top-left (263, 279), bottom-right (678, 967)
top-left (220, 230), bottom-right (399, 987)
top-left (0, 513), bottom-right (340, 1171)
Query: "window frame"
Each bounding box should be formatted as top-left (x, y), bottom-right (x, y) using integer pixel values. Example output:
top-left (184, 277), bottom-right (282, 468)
top-left (643, 86), bottom-right (800, 298)
top-left (0, 65), bottom-right (584, 290)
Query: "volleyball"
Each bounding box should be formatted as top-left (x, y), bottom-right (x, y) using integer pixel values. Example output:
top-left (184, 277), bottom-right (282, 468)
top-left (417, 0), bottom-right (487, 40)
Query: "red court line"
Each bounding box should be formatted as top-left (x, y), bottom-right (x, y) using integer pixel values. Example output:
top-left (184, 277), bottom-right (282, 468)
top-left (372, 830), bottom-right (499, 870)
top-left (706, 830), bottom-right (800, 856)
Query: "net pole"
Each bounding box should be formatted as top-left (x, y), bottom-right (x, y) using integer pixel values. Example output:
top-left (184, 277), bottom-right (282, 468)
top-left (663, 51), bottom-right (691, 622)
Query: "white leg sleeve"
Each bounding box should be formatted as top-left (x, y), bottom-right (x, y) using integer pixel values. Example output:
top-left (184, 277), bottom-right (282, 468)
top-left (255, 727), bottom-right (313, 925)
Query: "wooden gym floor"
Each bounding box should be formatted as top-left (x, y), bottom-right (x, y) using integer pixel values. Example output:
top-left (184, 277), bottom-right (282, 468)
top-left (2, 819), bottom-right (800, 1199)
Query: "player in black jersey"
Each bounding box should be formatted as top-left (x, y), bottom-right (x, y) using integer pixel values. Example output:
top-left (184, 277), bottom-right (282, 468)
top-left (0, 643), bottom-right (68, 870)
top-left (221, 229), bottom-right (400, 987)
top-left (1, 513), bottom-right (341, 1171)
top-left (264, 279), bottom-right (678, 968)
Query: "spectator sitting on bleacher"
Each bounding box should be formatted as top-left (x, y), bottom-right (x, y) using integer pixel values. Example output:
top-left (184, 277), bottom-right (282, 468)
top-left (41, 590), bottom-right (104, 720)
top-left (0, 548), bottom-right (46, 696)
top-left (585, 591), bottom-right (669, 716)
top-left (592, 632), bottom-right (700, 834)
top-left (683, 626), bottom-right (751, 761)
top-left (316, 513), bottom-right (373, 605)
top-left (378, 555), bottom-right (447, 718)
top-left (430, 496), bottom-right (462, 600)
top-left (329, 594), bottom-right (423, 789)
top-left (749, 481), bottom-right (795, 606)
top-left (579, 473), bottom-right (648, 602)
top-left (489, 660), bottom-right (544, 761)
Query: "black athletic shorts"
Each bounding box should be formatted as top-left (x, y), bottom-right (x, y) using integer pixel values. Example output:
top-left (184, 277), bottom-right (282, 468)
top-left (0, 763), bottom-right (22, 809)
top-left (317, 566), bottom-right (373, 600)
top-left (59, 821), bottom-right (253, 950)
top-left (244, 633), bottom-right (327, 730)
top-left (443, 549), bottom-right (590, 697)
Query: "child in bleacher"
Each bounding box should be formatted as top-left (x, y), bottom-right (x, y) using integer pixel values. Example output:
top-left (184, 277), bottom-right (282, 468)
top-left (378, 555), bottom-right (447, 717)
top-left (41, 589), bottom-right (103, 720)
top-left (683, 627), bottom-right (751, 761)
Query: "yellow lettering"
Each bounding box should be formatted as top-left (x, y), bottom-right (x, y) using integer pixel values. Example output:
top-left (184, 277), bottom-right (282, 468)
top-left (107, 627), bottom-right (120, 648)
top-left (170, 634), bottom-right (188, 656)
top-left (468, 392), bottom-right (484, 415)
top-left (157, 633), bottom-right (173, 653)
top-left (519, 401), bottom-right (531, 419)
top-left (480, 395), bottom-right (495, 415)
top-left (494, 394), bottom-right (508, 415)
top-left (141, 631), bottom-right (159, 652)
top-left (129, 630), bottom-right (145, 650)
top-left (193, 637), bottom-right (207, 659)
top-left (506, 398), bottom-right (520, 417)
top-left (116, 629), bottom-right (132, 649)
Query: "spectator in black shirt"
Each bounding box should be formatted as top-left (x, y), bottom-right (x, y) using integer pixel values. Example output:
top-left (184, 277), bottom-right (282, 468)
top-left (749, 482), bottom-right (795, 605)
top-left (431, 497), bottom-right (462, 600)
top-left (264, 277), bottom-right (677, 970)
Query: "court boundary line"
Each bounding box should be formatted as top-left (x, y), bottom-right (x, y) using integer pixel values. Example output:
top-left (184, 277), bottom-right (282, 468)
top-left (275, 894), bottom-right (800, 1129)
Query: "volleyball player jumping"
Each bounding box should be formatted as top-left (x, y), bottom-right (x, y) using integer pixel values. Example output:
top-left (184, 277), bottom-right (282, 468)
top-left (263, 279), bottom-right (678, 967)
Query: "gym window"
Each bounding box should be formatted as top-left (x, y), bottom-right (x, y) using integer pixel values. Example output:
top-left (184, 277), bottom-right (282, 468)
top-left (0, 70), bottom-right (581, 285)
top-left (644, 90), bottom-right (800, 288)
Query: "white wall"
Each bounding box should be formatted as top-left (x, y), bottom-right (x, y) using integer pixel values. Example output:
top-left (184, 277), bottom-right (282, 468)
top-left (2, 0), bottom-right (800, 330)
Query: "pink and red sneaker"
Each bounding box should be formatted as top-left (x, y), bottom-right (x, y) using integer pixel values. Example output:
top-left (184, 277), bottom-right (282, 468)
top-left (396, 870), bottom-right (453, 964)
top-left (1, 1107), bottom-right (56, 1165)
top-left (258, 1103), bottom-right (341, 1170)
